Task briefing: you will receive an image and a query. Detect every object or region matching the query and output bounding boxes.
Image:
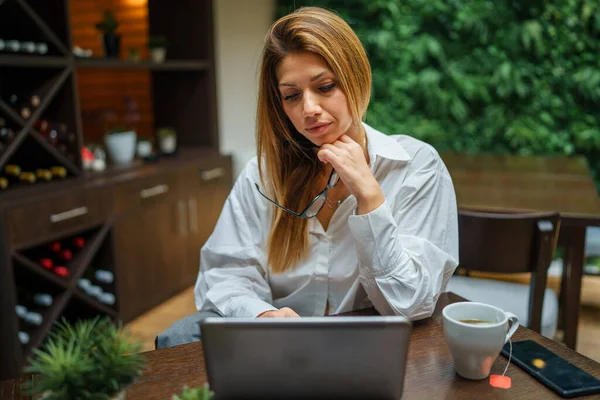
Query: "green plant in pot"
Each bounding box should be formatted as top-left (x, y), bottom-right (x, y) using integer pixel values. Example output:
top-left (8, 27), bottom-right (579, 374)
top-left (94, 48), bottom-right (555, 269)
top-left (157, 127), bottom-right (177, 155)
top-left (95, 9), bottom-right (120, 58)
top-left (102, 97), bottom-right (140, 165)
top-left (148, 35), bottom-right (169, 63)
top-left (24, 316), bottom-right (145, 399)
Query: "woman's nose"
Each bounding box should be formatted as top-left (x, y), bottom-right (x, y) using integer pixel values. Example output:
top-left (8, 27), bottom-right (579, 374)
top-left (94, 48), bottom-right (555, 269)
top-left (302, 92), bottom-right (322, 116)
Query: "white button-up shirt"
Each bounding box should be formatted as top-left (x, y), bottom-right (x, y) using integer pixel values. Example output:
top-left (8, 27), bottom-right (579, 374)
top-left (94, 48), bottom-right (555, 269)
top-left (194, 123), bottom-right (459, 320)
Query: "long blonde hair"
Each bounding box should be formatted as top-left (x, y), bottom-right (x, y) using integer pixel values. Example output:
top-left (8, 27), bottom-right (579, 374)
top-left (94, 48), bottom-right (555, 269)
top-left (256, 7), bottom-right (372, 273)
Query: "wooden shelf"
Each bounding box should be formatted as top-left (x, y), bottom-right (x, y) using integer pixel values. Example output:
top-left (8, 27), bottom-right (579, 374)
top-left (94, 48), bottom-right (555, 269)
top-left (66, 221), bottom-right (112, 288)
top-left (72, 289), bottom-right (118, 317)
top-left (74, 58), bottom-right (211, 71)
top-left (12, 252), bottom-right (69, 290)
top-left (0, 0), bottom-right (222, 381)
top-left (0, 55), bottom-right (68, 68)
top-left (23, 291), bottom-right (71, 357)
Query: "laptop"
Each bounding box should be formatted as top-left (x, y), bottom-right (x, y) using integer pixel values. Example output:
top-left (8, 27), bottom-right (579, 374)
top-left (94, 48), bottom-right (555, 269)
top-left (200, 316), bottom-right (412, 399)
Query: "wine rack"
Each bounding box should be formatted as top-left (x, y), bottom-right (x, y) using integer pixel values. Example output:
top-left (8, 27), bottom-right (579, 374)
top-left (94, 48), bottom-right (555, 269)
top-left (11, 222), bottom-right (117, 355)
top-left (0, 0), bottom-right (225, 382)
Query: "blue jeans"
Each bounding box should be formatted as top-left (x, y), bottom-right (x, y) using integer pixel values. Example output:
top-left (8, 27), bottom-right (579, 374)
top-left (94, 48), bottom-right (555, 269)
top-left (155, 309), bottom-right (222, 349)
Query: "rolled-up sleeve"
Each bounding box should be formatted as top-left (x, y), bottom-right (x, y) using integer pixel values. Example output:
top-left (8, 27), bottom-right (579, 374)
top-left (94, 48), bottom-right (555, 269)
top-left (347, 147), bottom-right (459, 320)
top-left (194, 161), bottom-right (277, 318)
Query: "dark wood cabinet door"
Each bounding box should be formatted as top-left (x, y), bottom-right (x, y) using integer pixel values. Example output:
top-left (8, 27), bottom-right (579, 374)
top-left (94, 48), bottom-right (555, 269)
top-left (180, 159), bottom-right (233, 287)
top-left (114, 198), bottom-right (186, 322)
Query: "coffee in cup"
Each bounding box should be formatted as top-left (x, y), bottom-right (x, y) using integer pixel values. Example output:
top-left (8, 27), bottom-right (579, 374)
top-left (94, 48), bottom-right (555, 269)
top-left (442, 302), bottom-right (519, 380)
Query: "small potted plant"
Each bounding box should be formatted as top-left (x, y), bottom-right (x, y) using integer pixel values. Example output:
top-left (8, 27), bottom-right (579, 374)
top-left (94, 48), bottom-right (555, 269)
top-left (102, 96), bottom-right (140, 165)
top-left (172, 385), bottom-right (214, 400)
top-left (148, 35), bottom-right (169, 63)
top-left (95, 9), bottom-right (120, 58)
top-left (24, 316), bottom-right (145, 399)
top-left (136, 137), bottom-right (156, 161)
top-left (157, 127), bottom-right (177, 155)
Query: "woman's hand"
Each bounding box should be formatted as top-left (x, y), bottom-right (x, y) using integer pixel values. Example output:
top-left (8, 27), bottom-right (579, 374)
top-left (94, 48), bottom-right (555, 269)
top-left (317, 135), bottom-right (384, 214)
top-left (257, 307), bottom-right (300, 318)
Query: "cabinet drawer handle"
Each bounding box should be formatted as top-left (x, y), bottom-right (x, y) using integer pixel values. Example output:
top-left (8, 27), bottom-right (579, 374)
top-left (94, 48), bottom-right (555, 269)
top-left (200, 167), bottom-right (225, 181)
top-left (188, 197), bottom-right (198, 233)
top-left (49, 206), bottom-right (89, 223)
top-left (140, 184), bottom-right (169, 199)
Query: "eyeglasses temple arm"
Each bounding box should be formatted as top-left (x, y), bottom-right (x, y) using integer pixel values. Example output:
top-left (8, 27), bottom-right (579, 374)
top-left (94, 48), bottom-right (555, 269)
top-left (254, 183), bottom-right (304, 217)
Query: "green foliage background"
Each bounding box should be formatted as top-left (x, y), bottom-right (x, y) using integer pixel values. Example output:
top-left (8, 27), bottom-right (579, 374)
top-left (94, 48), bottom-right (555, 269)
top-left (276, 0), bottom-right (600, 192)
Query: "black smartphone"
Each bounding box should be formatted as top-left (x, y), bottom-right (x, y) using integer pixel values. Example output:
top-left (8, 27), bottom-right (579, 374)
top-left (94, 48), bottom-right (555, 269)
top-left (501, 339), bottom-right (600, 398)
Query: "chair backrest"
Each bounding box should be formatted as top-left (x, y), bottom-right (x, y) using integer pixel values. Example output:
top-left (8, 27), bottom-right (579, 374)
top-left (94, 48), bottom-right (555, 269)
top-left (457, 209), bottom-right (560, 333)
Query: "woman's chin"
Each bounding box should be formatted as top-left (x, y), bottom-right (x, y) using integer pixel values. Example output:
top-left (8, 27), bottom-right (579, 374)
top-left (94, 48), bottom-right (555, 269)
top-left (311, 133), bottom-right (343, 147)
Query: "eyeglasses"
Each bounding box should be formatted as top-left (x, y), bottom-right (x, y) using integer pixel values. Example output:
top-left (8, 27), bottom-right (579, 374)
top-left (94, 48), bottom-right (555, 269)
top-left (255, 168), bottom-right (340, 219)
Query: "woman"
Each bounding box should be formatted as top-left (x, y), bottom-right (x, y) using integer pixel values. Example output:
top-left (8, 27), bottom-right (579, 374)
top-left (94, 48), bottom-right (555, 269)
top-left (157, 6), bottom-right (458, 348)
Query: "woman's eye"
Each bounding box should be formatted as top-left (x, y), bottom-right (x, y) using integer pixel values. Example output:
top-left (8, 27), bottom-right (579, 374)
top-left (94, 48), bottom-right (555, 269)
top-left (283, 93), bottom-right (299, 101)
top-left (319, 83), bottom-right (336, 92)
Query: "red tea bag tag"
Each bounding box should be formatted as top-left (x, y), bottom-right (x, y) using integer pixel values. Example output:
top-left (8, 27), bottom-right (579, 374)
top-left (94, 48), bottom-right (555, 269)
top-left (490, 374), bottom-right (512, 389)
top-left (490, 337), bottom-right (513, 389)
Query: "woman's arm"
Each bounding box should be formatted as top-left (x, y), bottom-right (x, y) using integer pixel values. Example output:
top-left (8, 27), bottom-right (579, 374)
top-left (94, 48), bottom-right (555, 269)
top-left (193, 159), bottom-right (279, 318)
top-left (347, 147), bottom-right (459, 319)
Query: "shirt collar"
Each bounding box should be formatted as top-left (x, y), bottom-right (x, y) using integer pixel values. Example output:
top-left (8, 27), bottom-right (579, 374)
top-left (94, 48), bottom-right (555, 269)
top-left (363, 122), bottom-right (412, 163)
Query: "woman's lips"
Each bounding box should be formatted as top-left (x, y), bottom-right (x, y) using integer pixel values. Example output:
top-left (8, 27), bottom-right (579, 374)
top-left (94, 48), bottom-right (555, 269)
top-left (306, 122), bottom-right (331, 135)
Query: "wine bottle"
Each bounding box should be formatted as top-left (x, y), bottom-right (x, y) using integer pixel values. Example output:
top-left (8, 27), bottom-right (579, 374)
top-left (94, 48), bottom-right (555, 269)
top-left (77, 278), bottom-right (91, 291)
top-left (34, 119), bottom-right (50, 136)
top-left (8, 94), bottom-right (32, 120)
top-left (72, 236), bottom-right (86, 249)
top-left (36, 42), bottom-right (48, 55)
top-left (0, 127), bottom-right (16, 144)
top-left (18, 331), bottom-right (30, 345)
top-left (19, 172), bottom-right (36, 184)
top-left (36, 169), bottom-right (52, 181)
top-left (47, 125), bottom-right (58, 145)
top-left (98, 292), bottom-right (116, 306)
top-left (38, 257), bottom-right (53, 270)
top-left (0, 118), bottom-right (16, 144)
top-left (53, 266), bottom-right (69, 277)
top-left (23, 310), bottom-right (43, 326)
top-left (16, 306), bottom-right (43, 326)
top-left (85, 267), bottom-right (114, 285)
top-left (56, 124), bottom-right (72, 155)
top-left (48, 241), bottom-right (61, 253)
top-left (4, 165), bottom-right (21, 184)
top-left (95, 269), bottom-right (114, 284)
top-left (59, 249), bottom-right (73, 262)
top-left (20, 41), bottom-right (36, 53)
top-left (17, 287), bottom-right (53, 308)
top-left (51, 166), bottom-right (67, 179)
top-left (15, 305), bottom-right (28, 318)
top-left (5, 40), bottom-right (20, 52)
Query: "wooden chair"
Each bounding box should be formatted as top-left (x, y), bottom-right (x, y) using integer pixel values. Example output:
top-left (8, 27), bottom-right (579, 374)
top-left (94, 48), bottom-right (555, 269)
top-left (447, 210), bottom-right (560, 337)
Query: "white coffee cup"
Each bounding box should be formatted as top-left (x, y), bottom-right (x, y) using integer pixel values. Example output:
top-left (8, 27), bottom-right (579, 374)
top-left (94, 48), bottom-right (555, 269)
top-left (442, 302), bottom-right (519, 380)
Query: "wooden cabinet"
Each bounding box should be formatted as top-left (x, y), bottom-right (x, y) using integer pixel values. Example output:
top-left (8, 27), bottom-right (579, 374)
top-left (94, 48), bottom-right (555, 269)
top-left (0, 0), bottom-right (221, 381)
top-left (114, 194), bottom-right (187, 322)
top-left (7, 186), bottom-right (114, 248)
top-left (111, 157), bottom-right (234, 322)
top-left (179, 160), bottom-right (233, 287)
top-left (112, 155), bottom-right (233, 321)
top-left (0, 151), bottom-right (232, 380)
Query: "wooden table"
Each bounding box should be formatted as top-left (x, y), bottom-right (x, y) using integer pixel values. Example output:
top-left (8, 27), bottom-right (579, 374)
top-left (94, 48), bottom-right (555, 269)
top-left (441, 152), bottom-right (600, 349)
top-left (3, 292), bottom-right (600, 399)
